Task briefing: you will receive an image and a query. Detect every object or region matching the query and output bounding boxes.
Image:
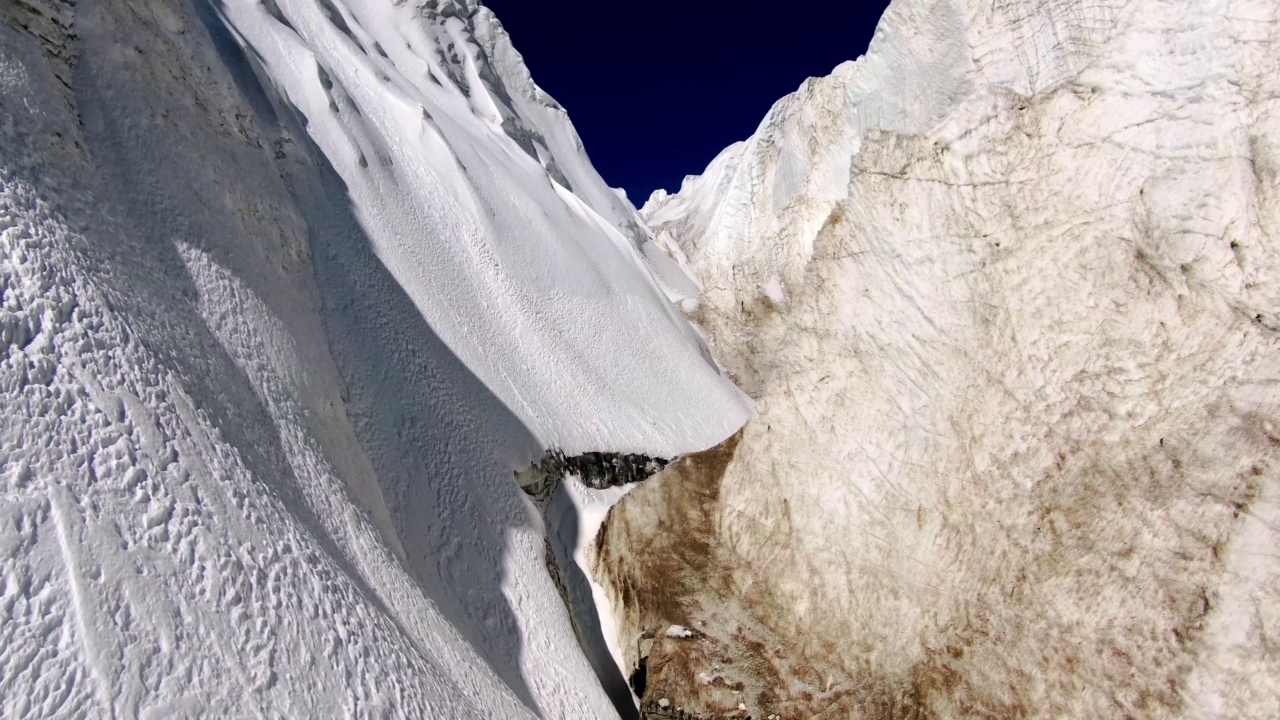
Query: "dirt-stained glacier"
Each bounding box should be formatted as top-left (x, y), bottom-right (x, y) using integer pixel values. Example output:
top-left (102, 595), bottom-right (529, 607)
top-left (601, 0), bottom-right (1280, 717)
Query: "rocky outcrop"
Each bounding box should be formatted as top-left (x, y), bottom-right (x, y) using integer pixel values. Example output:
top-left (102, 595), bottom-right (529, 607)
top-left (1, 0), bottom-right (77, 88)
top-left (520, 450), bottom-right (670, 506)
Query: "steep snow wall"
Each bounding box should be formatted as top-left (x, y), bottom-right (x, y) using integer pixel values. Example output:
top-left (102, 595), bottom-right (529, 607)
top-left (603, 0), bottom-right (1280, 718)
top-left (208, 0), bottom-right (749, 455)
top-left (0, 0), bottom-right (747, 717)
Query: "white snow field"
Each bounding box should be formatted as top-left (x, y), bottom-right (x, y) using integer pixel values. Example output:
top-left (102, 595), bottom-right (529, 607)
top-left (0, 0), bottom-right (748, 718)
top-left (599, 0), bottom-right (1280, 717)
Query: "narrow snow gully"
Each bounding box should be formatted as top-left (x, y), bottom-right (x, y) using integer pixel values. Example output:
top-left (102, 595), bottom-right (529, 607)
top-left (518, 451), bottom-right (672, 719)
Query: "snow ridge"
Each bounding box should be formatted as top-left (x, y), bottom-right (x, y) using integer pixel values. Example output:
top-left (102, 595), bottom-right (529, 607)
top-left (210, 0), bottom-right (750, 456)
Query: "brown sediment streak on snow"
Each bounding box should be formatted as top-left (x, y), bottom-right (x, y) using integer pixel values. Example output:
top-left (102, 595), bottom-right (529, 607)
top-left (592, 430), bottom-right (755, 716)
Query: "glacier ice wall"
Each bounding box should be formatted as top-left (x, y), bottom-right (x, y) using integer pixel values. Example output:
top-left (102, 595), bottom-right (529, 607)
top-left (603, 0), bottom-right (1280, 717)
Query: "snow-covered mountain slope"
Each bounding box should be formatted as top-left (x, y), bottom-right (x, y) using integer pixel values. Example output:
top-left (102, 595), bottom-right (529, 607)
top-left (0, 0), bottom-right (748, 717)
top-left (207, 0), bottom-right (749, 455)
top-left (604, 0), bottom-right (1280, 717)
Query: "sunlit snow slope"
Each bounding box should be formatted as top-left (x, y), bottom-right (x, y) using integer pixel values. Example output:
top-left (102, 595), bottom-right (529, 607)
top-left (0, 0), bottom-right (747, 717)
top-left (608, 0), bottom-right (1280, 718)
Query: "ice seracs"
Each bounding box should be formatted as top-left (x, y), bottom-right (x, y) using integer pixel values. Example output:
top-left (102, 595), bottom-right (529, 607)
top-left (602, 0), bottom-right (1280, 717)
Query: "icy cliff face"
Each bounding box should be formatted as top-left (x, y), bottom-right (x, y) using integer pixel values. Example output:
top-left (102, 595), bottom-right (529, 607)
top-left (0, 0), bottom-right (746, 717)
top-left (607, 0), bottom-right (1280, 717)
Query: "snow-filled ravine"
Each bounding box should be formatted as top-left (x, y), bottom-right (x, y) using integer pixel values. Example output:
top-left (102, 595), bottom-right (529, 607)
top-left (0, 0), bottom-right (746, 718)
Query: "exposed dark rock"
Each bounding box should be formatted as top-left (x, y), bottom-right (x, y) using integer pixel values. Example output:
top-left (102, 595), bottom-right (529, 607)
top-left (541, 450), bottom-right (668, 489)
top-left (518, 449), bottom-right (669, 507)
top-left (2, 0), bottom-right (78, 89)
top-left (630, 654), bottom-right (648, 698)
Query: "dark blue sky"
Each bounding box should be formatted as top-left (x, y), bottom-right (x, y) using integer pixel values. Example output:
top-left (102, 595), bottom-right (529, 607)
top-left (480, 1), bottom-right (893, 204)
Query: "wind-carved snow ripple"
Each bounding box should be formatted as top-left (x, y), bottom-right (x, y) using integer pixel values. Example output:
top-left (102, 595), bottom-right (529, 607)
top-left (0, 171), bottom-right (440, 718)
